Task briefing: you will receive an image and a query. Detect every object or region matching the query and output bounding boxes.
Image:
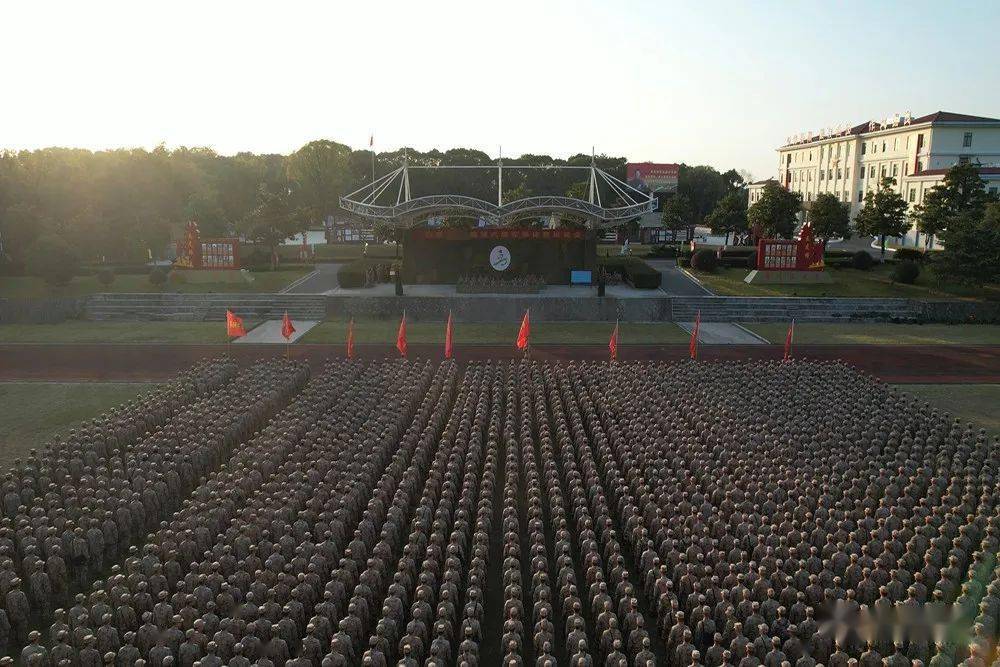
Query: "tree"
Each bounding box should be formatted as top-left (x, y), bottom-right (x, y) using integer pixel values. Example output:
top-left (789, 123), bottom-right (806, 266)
top-left (26, 234), bottom-right (79, 286)
top-left (854, 177), bottom-right (909, 260)
top-left (808, 193), bottom-right (851, 248)
top-left (238, 186), bottom-right (310, 269)
top-left (704, 192), bottom-right (747, 245)
top-left (935, 202), bottom-right (1000, 285)
top-left (286, 140), bottom-right (352, 221)
top-left (914, 163), bottom-right (999, 247)
top-left (747, 182), bottom-right (801, 239)
top-left (565, 181), bottom-right (589, 201)
top-left (912, 186), bottom-right (950, 247)
top-left (661, 194), bottom-right (695, 238)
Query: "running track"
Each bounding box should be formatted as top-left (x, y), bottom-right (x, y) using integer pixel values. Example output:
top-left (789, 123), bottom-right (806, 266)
top-left (1, 343), bottom-right (998, 383)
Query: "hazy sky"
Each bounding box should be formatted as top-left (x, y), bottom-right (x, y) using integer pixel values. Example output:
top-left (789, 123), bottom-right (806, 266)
top-left (5, 0), bottom-right (999, 180)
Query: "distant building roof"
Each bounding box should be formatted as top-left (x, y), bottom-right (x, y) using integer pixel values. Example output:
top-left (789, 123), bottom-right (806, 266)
top-left (749, 178), bottom-right (779, 186)
top-left (781, 111), bottom-right (1000, 148)
top-left (912, 166), bottom-right (1000, 177)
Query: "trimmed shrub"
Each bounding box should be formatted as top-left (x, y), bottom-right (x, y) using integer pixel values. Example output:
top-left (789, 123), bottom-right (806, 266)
top-left (894, 248), bottom-right (925, 263)
top-left (149, 267), bottom-right (168, 287)
top-left (678, 258), bottom-right (691, 268)
top-left (851, 251), bottom-right (875, 271)
top-left (647, 244), bottom-right (677, 259)
top-left (96, 268), bottom-right (116, 287)
top-left (891, 260), bottom-right (921, 284)
top-left (691, 249), bottom-right (719, 272)
top-left (597, 257), bottom-right (662, 289)
top-left (337, 261), bottom-right (367, 288)
top-left (27, 235), bottom-right (79, 286)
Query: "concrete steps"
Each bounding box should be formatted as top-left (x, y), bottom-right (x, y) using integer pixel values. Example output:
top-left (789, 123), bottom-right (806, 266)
top-left (671, 297), bottom-right (920, 323)
top-left (85, 293), bottom-right (326, 321)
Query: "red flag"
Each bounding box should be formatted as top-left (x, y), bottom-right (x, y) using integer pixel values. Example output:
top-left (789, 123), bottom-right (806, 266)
top-left (689, 310), bottom-right (700, 360)
top-left (281, 311), bottom-right (296, 340)
top-left (396, 312), bottom-right (408, 358)
top-left (516, 310), bottom-right (530, 351)
top-left (784, 319), bottom-right (795, 361)
top-left (609, 321), bottom-right (619, 361)
top-left (226, 310), bottom-right (246, 338)
top-left (444, 311), bottom-right (454, 359)
top-left (346, 318), bottom-right (355, 359)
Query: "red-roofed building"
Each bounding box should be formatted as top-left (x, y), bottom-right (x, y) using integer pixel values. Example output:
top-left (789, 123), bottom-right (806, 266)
top-left (770, 111), bottom-right (1000, 248)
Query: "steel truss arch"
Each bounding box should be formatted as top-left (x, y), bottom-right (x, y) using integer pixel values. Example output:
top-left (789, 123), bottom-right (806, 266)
top-left (339, 160), bottom-right (654, 229)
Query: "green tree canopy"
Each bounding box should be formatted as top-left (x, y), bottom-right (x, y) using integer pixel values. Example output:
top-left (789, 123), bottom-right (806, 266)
top-left (747, 182), bottom-right (801, 239)
top-left (854, 177), bottom-right (909, 259)
top-left (661, 194), bottom-right (695, 234)
top-left (914, 163), bottom-right (999, 246)
top-left (238, 186), bottom-right (310, 269)
top-left (935, 202), bottom-right (1000, 285)
top-left (808, 193), bottom-right (852, 247)
top-left (704, 191), bottom-right (748, 245)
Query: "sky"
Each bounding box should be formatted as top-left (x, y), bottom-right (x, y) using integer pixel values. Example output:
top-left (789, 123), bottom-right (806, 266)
top-left (4, 0), bottom-right (1000, 181)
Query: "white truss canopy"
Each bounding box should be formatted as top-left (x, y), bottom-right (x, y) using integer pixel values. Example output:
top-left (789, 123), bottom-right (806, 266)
top-left (340, 160), bottom-right (654, 229)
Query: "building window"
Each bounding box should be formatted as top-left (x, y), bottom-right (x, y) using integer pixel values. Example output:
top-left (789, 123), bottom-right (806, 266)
top-left (894, 138), bottom-right (898, 150)
top-left (958, 156), bottom-right (971, 165)
top-left (846, 144), bottom-right (851, 157)
top-left (964, 132), bottom-right (973, 147)
top-left (870, 166), bottom-right (876, 178)
top-left (846, 168), bottom-right (850, 180)
top-left (882, 141), bottom-right (886, 151)
top-left (905, 163), bottom-right (909, 176)
top-left (880, 165), bottom-right (886, 177)
top-left (908, 188), bottom-right (916, 202)
top-left (892, 164), bottom-right (898, 177)
top-left (858, 191), bottom-right (864, 202)
top-left (861, 143), bottom-right (866, 155)
top-left (819, 170), bottom-right (824, 181)
top-left (837, 168), bottom-right (842, 180)
top-left (918, 160), bottom-right (924, 172)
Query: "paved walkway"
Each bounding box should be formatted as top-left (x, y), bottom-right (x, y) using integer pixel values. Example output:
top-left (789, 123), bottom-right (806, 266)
top-left (676, 322), bottom-right (768, 344)
top-left (282, 263), bottom-right (342, 293)
top-left (235, 319), bottom-right (319, 344)
top-left (645, 260), bottom-right (714, 296)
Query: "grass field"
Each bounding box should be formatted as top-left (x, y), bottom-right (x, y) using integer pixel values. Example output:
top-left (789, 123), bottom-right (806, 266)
top-left (747, 323), bottom-right (1000, 345)
top-left (0, 322), bottom-right (236, 344)
top-left (0, 382), bottom-right (157, 467)
top-left (302, 319), bottom-right (690, 345)
top-left (892, 384), bottom-right (1000, 435)
top-left (690, 265), bottom-right (1000, 300)
top-left (0, 269), bottom-right (310, 299)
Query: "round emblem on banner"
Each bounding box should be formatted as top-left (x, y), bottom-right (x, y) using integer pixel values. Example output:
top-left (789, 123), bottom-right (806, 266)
top-left (489, 245), bottom-right (511, 271)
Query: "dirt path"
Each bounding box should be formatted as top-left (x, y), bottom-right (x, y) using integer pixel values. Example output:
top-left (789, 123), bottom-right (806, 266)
top-left (1, 343), bottom-right (997, 383)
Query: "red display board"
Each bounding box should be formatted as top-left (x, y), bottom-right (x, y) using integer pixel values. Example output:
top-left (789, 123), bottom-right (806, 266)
top-left (756, 224), bottom-right (824, 271)
top-left (413, 228), bottom-right (586, 241)
top-left (174, 222), bottom-right (240, 269)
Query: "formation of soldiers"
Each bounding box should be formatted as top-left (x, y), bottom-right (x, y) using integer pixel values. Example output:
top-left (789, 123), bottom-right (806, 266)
top-left (0, 357), bottom-right (997, 667)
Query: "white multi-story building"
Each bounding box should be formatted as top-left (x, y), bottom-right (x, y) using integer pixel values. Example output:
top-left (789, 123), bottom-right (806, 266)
top-left (765, 111), bottom-right (1000, 247)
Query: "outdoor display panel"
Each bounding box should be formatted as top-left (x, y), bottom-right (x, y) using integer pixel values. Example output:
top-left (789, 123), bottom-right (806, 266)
top-left (402, 227), bottom-right (597, 284)
top-left (626, 162), bottom-right (680, 193)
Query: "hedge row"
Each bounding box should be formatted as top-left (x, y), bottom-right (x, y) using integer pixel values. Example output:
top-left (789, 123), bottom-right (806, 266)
top-left (597, 257), bottom-right (662, 289)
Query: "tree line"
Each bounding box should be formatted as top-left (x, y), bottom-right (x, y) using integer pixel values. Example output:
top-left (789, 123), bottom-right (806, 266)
top-left (0, 141), bottom-right (751, 275)
top-left (721, 163), bottom-right (1000, 285)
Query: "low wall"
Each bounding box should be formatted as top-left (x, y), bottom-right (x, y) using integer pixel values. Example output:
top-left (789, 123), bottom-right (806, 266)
top-left (918, 300), bottom-right (1000, 324)
top-left (0, 297), bottom-right (86, 324)
top-left (325, 295), bottom-right (672, 322)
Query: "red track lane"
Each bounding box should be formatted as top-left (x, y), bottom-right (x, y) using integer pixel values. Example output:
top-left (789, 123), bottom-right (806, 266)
top-left (0, 343), bottom-right (998, 383)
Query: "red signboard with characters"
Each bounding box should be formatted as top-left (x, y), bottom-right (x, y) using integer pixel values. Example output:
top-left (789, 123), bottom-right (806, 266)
top-left (174, 222), bottom-right (240, 270)
top-left (412, 228), bottom-right (586, 241)
top-left (626, 162), bottom-right (680, 192)
top-left (756, 224), bottom-right (824, 271)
